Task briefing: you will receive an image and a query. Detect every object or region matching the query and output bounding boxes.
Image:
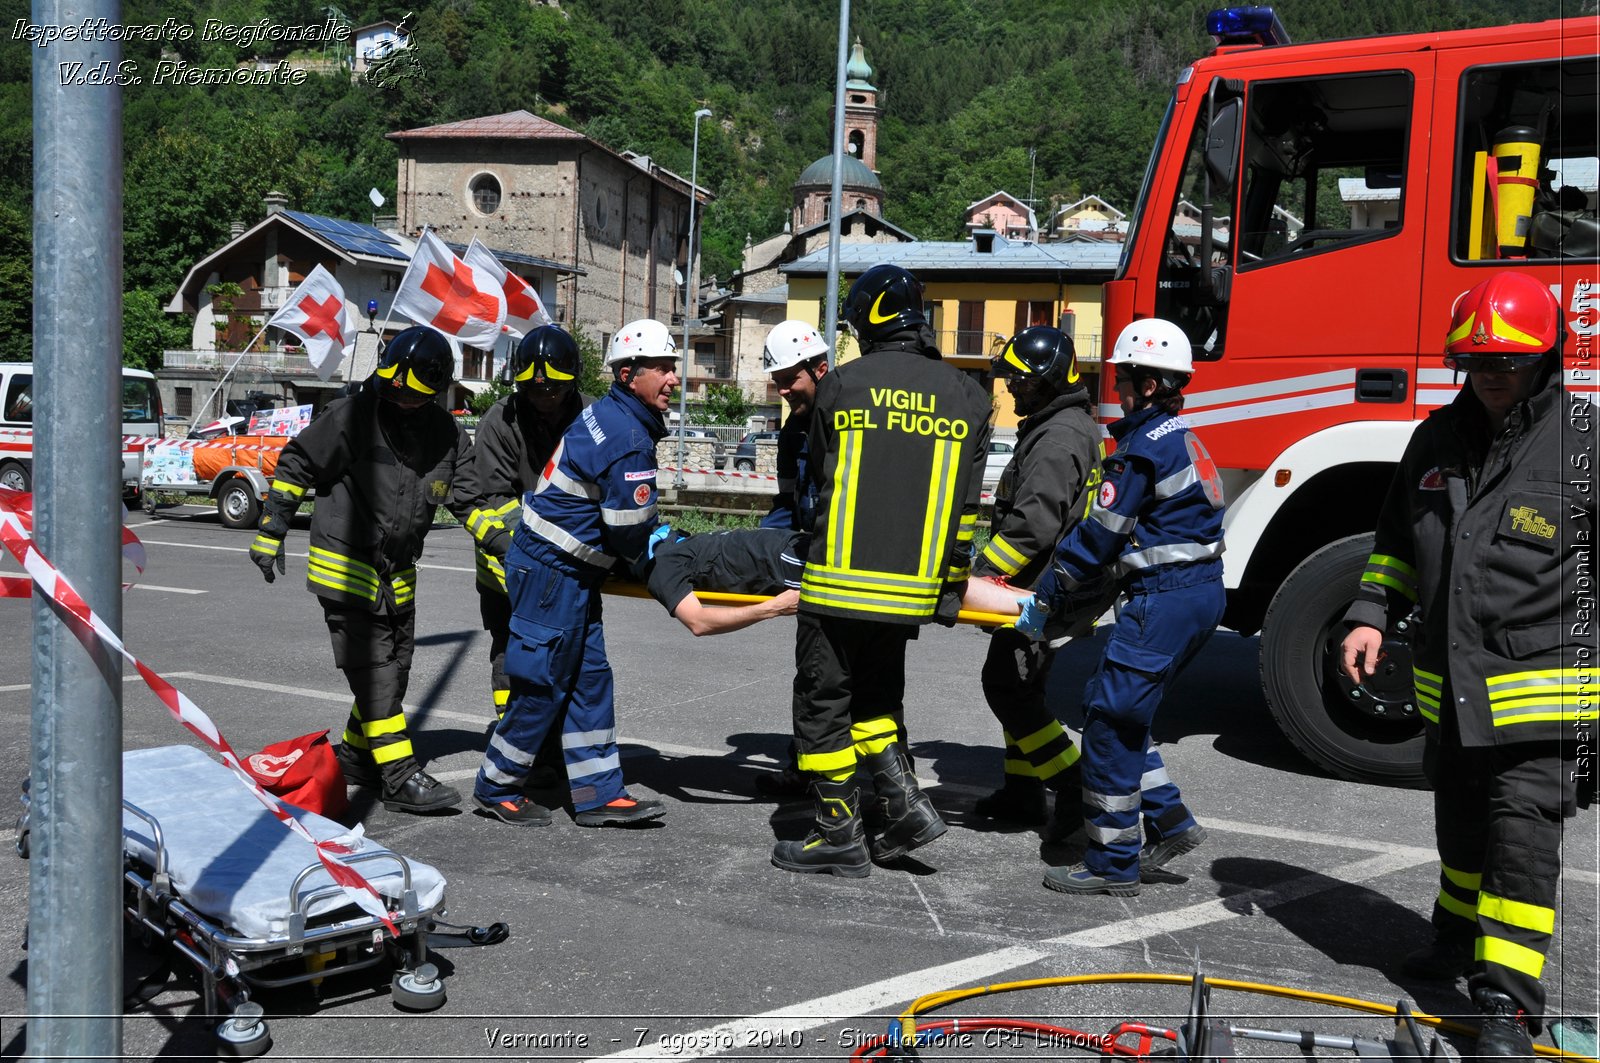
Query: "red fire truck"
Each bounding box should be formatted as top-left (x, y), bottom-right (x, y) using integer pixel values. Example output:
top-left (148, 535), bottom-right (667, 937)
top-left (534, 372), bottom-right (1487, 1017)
top-left (1104, 8), bottom-right (1598, 785)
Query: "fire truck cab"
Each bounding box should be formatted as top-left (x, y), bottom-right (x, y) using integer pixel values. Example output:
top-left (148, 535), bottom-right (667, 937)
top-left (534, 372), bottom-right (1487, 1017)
top-left (1105, 9), bottom-right (1598, 785)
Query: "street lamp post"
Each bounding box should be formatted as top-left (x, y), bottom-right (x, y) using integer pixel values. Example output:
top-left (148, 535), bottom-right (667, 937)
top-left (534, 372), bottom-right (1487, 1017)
top-left (675, 106), bottom-right (713, 489)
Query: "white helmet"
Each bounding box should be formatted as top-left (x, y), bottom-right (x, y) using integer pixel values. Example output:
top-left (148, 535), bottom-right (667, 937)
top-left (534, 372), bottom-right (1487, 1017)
top-left (1107, 319), bottom-right (1193, 376)
top-left (606, 319), bottom-right (678, 367)
top-left (762, 320), bottom-right (830, 374)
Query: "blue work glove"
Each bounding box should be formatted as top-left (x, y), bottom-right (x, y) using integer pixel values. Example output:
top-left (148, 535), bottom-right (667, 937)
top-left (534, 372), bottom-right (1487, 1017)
top-left (250, 534), bottom-right (286, 583)
top-left (1014, 593), bottom-right (1052, 640)
top-left (645, 523), bottom-right (675, 561)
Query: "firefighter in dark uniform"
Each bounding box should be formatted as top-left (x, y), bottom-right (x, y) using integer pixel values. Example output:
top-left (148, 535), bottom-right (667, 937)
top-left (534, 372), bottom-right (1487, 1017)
top-left (1019, 317), bottom-right (1223, 895)
top-left (250, 326), bottom-right (509, 814)
top-left (1341, 271), bottom-right (1592, 1057)
top-left (972, 326), bottom-right (1103, 835)
top-left (472, 326), bottom-right (588, 799)
top-left (771, 263), bottom-right (993, 878)
top-left (471, 319), bottom-right (677, 828)
top-left (756, 319), bottom-right (830, 796)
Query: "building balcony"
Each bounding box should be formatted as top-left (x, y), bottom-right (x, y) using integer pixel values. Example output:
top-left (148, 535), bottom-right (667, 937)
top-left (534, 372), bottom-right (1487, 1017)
top-left (161, 348), bottom-right (330, 376)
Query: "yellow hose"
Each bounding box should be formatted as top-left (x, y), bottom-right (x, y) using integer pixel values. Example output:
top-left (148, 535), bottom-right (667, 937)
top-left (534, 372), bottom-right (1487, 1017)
top-left (891, 972), bottom-right (1596, 1061)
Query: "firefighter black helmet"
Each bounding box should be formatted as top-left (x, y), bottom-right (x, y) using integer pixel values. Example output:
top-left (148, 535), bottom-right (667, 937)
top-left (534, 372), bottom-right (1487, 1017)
top-left (993, 326), bottom-right (1082, 393)
top-left (842, 264), bottom-right (927, 345)
top-left (376, 326), bottom-right (454, 399)
top-left (510, 325), bottom-right (581, 391)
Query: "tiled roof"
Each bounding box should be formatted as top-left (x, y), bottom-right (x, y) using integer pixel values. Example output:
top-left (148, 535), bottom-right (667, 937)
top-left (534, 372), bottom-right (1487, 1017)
top-left (388, 110), bottom-right (585, 141)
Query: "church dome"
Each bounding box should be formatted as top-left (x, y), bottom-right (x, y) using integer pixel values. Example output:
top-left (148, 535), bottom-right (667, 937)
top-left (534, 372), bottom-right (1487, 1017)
top-left (795, 154), bottom-right (882, 192)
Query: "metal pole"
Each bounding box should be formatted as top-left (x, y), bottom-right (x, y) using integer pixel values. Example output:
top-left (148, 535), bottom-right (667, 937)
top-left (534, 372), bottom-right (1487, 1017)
top-left (29, 0), bottom-right (124, 1056)
top-left (675, 107), bottom-right (710, 489)
top-left (822, 0), bottom-right (851, 368)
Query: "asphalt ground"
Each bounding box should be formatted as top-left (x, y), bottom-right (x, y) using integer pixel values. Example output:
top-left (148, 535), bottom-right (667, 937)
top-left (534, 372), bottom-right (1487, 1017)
top-left (0, 504), bottom-right (1595, 1062)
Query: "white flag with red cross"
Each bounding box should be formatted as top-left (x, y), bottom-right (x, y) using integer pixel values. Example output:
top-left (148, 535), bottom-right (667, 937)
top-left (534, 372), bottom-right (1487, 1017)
top-left (266, 264), bottom-right (356, 381)
top-left (462, 239), bottom-right (553, 340)
top-left (393, 229), bottom-right (507, 351)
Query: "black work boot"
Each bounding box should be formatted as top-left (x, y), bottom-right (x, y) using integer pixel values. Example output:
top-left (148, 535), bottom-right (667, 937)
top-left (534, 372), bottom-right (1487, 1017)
top-left (864, 743), bottom-right (946, 862)
top-left (333, 742), bottom-right (381, 789)
top-left (1473, 987), bottom-right (1535, 1057)
top-left (1400, 935), bottom-right (1475, 981)
top-left (1046, 765), bottom-right (1085, 843)
top-left (771, 779), bottom-right (871, 878)
top-left (972, 777), bottom-right (1047, 825)
top-left (380, 759), bottom-right (462, 814)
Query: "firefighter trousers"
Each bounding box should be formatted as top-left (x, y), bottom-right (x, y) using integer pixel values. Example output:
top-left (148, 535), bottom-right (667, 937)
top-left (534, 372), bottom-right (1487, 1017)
top-left (1079, 571), bottom-right (1223, 879)
top-left (1424, 705), bottom-right (1575, 1025)
top-left (475, 559), bottom-right (625, 812)
top-left (792, 613), bottom-right (913, 779)
top-left (479, 583), bottom-right (567, 772)
top-left (982, 626), bottom-right (1078, 788)
top-left (321, 598), bottom-right (417, 772)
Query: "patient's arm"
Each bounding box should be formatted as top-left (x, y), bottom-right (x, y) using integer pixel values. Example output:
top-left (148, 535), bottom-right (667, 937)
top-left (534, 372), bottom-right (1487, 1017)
top-left (960, 576), bottom-right (1032, 617)
top-left (669, 588), bottom-right (801, 637)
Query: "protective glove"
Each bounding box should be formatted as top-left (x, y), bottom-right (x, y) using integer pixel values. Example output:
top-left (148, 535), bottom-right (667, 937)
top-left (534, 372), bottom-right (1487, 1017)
top-left (1014, 593), bottom-right (1052, 640)
top-left (645, 523), bottom-right (676, 562)
top-left (934, 581), bottom-right (965, 627)
top-left (250, 534), bottom-right (286, 583)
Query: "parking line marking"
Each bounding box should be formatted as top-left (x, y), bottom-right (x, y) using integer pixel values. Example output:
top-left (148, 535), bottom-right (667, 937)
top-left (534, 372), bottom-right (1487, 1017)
top-left (136, 538), bottom-right (477, 573)
top-left (127, 583), bottom-right (207, 595)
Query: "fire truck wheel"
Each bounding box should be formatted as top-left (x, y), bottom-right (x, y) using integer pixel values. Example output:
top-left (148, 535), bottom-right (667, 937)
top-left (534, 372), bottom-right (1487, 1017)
top-left (0, 461), bottom-right (30, 493)
top-left (216, 478), bottom-right (261, 530)
top-left (1260, 533), bottom-right (1427, 788)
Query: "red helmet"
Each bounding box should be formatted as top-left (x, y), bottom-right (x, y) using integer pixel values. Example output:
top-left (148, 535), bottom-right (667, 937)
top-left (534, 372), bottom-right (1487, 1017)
top-left (1444, 271), bottom-right (1561, 371)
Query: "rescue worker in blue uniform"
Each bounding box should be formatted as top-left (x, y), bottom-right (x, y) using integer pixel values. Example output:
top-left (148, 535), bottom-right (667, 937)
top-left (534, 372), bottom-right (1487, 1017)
top-left (250, 326), bottom-right (509, 814)
top-left (756, 320), bottom-right (831, 796)
top-left (471, 326), bottom-right (589, 790)
top-left (1019, 318), bottom-right (1223, 895)
top-left (1340, 271), bottom-right (1592, 1058)
top-left (471, 319), bottom-right (677, 828)
top-left (771, 264), bottom-right (993, 878)
top-left (972, 326), bottom-right (1103, 836)
top-left (474, 327), bottom-right (590, 716)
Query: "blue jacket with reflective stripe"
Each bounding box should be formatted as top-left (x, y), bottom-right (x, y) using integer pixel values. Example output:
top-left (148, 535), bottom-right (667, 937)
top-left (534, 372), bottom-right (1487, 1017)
top-left (1037, 405), bottom-right (1225, 600)
top-left (513, 381), bottom-right (665, 581)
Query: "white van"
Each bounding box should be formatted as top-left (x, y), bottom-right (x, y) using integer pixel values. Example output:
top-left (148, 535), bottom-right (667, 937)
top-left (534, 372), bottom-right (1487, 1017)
top-left (0, 364), bottom-right (164, 497)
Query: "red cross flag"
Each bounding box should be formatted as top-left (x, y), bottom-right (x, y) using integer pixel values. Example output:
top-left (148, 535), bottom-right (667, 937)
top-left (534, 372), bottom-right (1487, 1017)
top-left (266, 264), bottom-right (356, 380)
top-left (393, 229), bottom-right (506, 351)
top-left (462, 239), bottom-right (553, 339)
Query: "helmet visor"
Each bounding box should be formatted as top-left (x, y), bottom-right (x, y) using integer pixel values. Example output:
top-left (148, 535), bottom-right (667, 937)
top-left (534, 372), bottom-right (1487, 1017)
top-left (1442, 352), bottom-right (1544, 373)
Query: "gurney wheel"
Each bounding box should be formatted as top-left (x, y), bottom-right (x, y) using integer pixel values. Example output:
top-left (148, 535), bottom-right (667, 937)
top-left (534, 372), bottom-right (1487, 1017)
top-left (216, 1001), bottom-right (271, 1058)
top-left (391, 962), bottom-right (446, 1012)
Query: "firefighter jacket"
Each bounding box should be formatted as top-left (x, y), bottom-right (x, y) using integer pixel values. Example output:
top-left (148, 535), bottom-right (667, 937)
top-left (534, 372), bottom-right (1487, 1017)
top-left (760, 411), bottom-right (818, 533)
top-left (514, 380), bottom-right (665, 586)
top-left (1036, 404), bottom-right (1225, 602)
top-left (975, 388), bottom-right (1103, 590)
top-left (1343, 367), bottom-right (1594, 748)
top-left (800, 340), bottom-right (993, 624)
top-left (471, 390), bottom-right (589, 592)
top-left (255, 383), bottom-right (505, 611)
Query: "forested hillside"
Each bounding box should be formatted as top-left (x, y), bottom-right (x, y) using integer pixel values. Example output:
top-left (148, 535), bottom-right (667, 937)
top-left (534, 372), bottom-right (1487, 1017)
top-left (0, 0), bottom-right (1565, 365)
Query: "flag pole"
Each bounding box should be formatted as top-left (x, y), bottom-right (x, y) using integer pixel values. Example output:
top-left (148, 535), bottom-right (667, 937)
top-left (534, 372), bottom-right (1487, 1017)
top-left (194, 320), bottom-right (273, 425)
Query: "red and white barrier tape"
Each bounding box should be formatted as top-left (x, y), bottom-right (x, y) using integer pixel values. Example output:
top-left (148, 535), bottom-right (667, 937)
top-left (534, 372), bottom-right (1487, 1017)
top-left (0, 429), bottom-right (151, 451)
top-left (0, 487), bottom-right (396, 933)
top-left (0, 493), bottom-right (145, 599)
top-left (145, 439), bottom-right (284, 454)
top-left (658, 464), bottom-right (780, 483)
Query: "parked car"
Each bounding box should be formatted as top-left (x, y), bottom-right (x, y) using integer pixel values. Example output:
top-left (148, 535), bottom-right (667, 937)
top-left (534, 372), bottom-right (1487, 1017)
top-left (729, 430), bottom-right (779, 472)
top-left (983, 438), bottom-right (1015, 488)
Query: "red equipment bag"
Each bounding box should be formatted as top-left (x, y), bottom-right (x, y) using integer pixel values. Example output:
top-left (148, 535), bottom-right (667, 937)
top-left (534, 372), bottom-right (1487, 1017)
top-left (244, 730), bottom-right (349, 819)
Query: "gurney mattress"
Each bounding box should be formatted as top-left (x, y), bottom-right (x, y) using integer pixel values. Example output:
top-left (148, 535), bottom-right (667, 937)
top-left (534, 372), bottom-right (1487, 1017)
top-left (122, 745), bottom-right (446, 940)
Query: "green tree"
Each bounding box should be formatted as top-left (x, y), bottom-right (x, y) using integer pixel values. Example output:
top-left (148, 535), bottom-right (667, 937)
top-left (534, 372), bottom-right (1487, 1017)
top-left (573, 328), bottom-right (610, 399)
top-left (0, 199), bottom-right (30, 363)
top-left (123, 288), bottom-right (189, 371)
top-left (699, 382), bottom-right (750, 426)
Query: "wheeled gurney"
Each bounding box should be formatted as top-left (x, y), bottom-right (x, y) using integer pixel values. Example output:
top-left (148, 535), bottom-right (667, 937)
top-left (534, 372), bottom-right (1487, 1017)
top-left (22, 744), bottom-right (452, 1057)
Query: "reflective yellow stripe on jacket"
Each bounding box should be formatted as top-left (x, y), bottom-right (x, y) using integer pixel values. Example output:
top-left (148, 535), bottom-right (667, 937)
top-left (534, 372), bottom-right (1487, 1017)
top-left (1413, 665), bottom-right (1443, 724)
top-left (307, 546), bottom-right (381, 604)
top-left (1487, 668), bottom-right (1588, 727)
top-left (1361, 552), bottom-right (1419, 602)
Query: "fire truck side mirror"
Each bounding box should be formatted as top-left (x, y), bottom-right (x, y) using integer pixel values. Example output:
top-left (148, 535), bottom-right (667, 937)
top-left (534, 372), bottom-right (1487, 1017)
top-left (1204, 96), bottom-right (1242, 189)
